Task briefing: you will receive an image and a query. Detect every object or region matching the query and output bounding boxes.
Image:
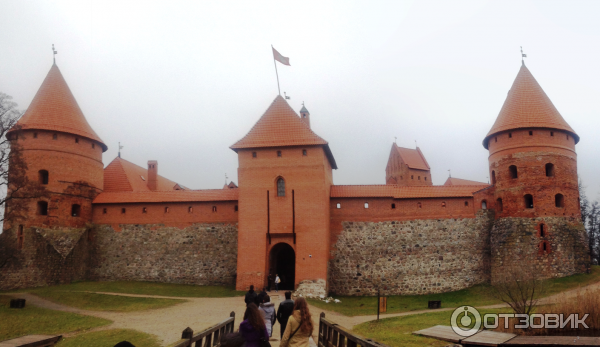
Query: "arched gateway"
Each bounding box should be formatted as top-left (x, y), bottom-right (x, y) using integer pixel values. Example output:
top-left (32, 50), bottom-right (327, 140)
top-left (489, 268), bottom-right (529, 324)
top-left (269, 243), bottom-right (295, 290)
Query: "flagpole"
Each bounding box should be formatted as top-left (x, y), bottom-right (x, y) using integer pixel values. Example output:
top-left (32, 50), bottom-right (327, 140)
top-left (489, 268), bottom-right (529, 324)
top-left (272, 45), bottom-right (281, 95)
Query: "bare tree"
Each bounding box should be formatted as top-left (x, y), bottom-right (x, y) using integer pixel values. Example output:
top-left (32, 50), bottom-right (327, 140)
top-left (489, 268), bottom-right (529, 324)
top-left (491, 265), bottom-right (545, 316)
top-left (0, 92), bottom-right (46, 226)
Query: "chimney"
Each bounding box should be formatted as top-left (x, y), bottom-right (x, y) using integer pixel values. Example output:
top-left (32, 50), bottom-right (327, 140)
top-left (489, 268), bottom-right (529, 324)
top-left (148, 160), bottom-right (158, 191)
top-left (299, 104), bottom-right (310, 128)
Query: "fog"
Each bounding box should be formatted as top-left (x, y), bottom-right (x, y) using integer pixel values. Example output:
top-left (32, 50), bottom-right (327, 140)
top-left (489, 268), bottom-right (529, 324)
top-left (2, 0), bottom-right (600, 198)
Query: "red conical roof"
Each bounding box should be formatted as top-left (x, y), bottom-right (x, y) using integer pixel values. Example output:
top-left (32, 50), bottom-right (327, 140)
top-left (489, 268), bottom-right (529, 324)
top-left (231, 95), bottom-right (337, 168)
top-left (11, 63), bottom-right (107, 151)
top-left (483, 64), bottom-right (578, 149)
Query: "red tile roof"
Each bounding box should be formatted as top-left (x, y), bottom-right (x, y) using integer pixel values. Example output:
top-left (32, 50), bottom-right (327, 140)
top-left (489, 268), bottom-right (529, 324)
top-left (93, 189), bottom-right (239, 204)
top-left (444, 177), bottom-right (488, 186)
top-left (395, 145), bottom-right (430, 170)
top-left (10, 63), bottom-right (107, 151)
top-left (484, 64), bottom-right (578, 148)
top-left (103, 157), bottom-right (181, 192)
top-left (331, 184), bottom-right (489, 199)
top-left (231, 95), bottom-right (337, 169)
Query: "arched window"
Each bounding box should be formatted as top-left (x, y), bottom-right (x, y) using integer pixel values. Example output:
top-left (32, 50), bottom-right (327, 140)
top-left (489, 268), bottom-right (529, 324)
top-left (545, 163), bottom-right (555, 177)
top-left (277, 178), bottom-right (285, 197)
top-left (212, 206), bottom-right (217, 212)
top-left (165, 207), bottom-right (169, 213)
top-left (391, 203), bottom-right (396, 209)
top-left (481, 200), bottom-right (487, 209)
top-left (509, 165), bottom-right (518, 179)
top-left (188, 206), bottom-right (193, 213)
top-left (417, 202), bottom-right (422, 209)
top-left (464, 201), bottom-right (469, 207)
top-left (539, 241), bottom-right (551, 254)
top-left (364, 202), bottom-right (369, 209)
top-left (524, 194), bottom-right (534, 209)
top-left (234, 205), bottom-right (238, 212)
top-left (491, 171), bottom-right (496, 184)
top-left (442, 202), bottom-right (446, 208)
top-left (555, 194), bottom-right (564, 208)
top-left (496, 198), bottom-right (503, 212)
top-left (142, 207), bottom-right (147, 213)
top-left (39, 170), bottom-right (49, 185)
top-left (540, 223), bottom-right (546, 237)
top-left (336, 203), bottom-right (341, 209)
top-left (37, 201), bottom-right (48, 215)
top-left (71, 204), bottom-right (81, 217)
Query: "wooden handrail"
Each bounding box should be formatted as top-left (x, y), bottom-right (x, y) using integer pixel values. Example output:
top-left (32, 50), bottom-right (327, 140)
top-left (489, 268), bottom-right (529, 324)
top-left (171, 311), bottom-right (236, 347)
top-left (318, 312), bottom-right (390, 347)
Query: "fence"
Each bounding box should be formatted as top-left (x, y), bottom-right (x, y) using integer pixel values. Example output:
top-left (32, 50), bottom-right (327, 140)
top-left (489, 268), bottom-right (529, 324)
top-left (318, 312), bottom-right (390, 347)
top-left (171, 311), bottom-right (236, 347)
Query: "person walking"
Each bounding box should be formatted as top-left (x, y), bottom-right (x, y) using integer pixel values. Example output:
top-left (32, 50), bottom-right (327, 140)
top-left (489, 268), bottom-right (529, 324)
top-left (259, 295), bottom-right (276, 338)
top-left (256, 287), bottom-right (267, 306)
top-left (276, 291), bottom-right (294, 339)
top-left (279, 297), bottom-right (313, 347)
top-left (274, 274), bottom-right (281, 292)
top-left (240, 303), bottom-right (269, 347)
top-left (267, 274), bottom-right (272, 291)
top-left (245, 285), bottom-right (257, 306)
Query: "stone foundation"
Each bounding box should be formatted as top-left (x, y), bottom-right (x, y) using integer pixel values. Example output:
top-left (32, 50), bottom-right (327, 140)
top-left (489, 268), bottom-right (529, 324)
top-left (294, 279), bottom-right (327, 297)
top-left (329, 210), bottom-right (495, 296)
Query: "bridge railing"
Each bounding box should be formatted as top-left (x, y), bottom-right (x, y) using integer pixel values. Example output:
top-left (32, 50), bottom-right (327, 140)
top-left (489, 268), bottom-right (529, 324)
top-left (318, 312), bottom-right (390, 347)
top-left (171, 311), bottom-right (236, 347)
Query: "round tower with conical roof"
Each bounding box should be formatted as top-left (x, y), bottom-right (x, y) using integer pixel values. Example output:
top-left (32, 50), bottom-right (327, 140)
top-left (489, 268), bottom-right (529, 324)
top-left (485, 63), bottom-right (589, 281)
top-left (6, 63), bottom-right (107, 230)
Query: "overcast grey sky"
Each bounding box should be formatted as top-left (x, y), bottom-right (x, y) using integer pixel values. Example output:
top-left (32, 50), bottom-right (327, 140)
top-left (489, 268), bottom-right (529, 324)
top-left (2, 0), bottom-right (600, 198)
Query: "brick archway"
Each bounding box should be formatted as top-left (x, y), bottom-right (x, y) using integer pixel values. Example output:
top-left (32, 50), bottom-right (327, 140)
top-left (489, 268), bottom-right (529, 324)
top-left (269, 242), bottom-right (295, 290)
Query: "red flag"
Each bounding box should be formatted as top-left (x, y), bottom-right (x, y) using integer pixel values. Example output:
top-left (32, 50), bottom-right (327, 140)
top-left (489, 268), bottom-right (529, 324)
top-left (272, 47), bottom-right (290, 66)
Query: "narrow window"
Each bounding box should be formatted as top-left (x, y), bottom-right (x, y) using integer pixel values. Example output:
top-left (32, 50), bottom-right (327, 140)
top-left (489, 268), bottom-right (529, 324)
top-left (551, 131), bottom-right (554, 136)
top-left (302, 149), bottom-right (307, 156)
top-left (92, 143), bottom-right (95, 149)
top-left (464, 201), bottom-right (469, 207)
top-left (75, 138), bottom-right (79, 143)
top-left (509, 165), bottom-right (518, 179)
top-left (555, 194), bottom-right (564, 208)
top-left (212, 206), bottom-right (217, 212)
top-left (33, 132), bottom-right (38, 138)
top-left (364, 202), bottom-right (369, 209)
top-left (411, 175), bottom-right (414, 180)
top-left (37, 201), bottom-right (48, 215)
top-left (188, 206), bottom-right (193, 213)
top-left (121, 208), bottom-right (126, 214)
top-left (142, 207), bottom-right (147, 213)
top-left (71, 204), bottom-right (81, 217)
top-left (277, 150), bottom-right (282, 157)
top-left (543, 242), bottom-right (547, 251)
top-left (509, 133), bottom-right (512, 138)
top-left (524, 194), bottom-right (534, 209)
top-left (529, 131), bottom-right (533, 136)
top-left (17, 225), bottom-right (24, 250)
top-left (540, 224), bottom-right (546, 237)
top-left (234, 205), bottom-right (238, 212)
top-left (165, 207), bottom-right (169, 213)
top-left (277, 178), bottom-right (285, 197)
top-left (39, 170), bottom-right (49, 185)
top-left (442, 202), bottom-right (446, 208)
top-left (491, 170), bottom-right (496, 184)
top-left (545, 163), bottom-right (555, 177)
top-left (52, 133), bottom-right (57, 140)
top-left (336, 203), bottom-right (341, 209)
top-left (103, 208), bottom-right (107, 214)
top-left (252, 152), bottom-right (257, 158)
top-left (482, 200), bottom-right (487, 209)
top-left (417, 202), bottom-right (422, 208)
top-left (497, 198), bottom-right (503, 212)
top-left (391, 203), bottom-right (396, 209)
top-left (539, 241), bottom-right (551, 254)
top-left (418, 176), bottom-right (421, 180)
top-left (424, 177), bottom-right (427, 181)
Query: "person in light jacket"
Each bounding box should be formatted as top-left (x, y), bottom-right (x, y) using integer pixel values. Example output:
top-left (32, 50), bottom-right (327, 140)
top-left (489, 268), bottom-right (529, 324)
top-left (279, 297), bottom-right (313, 347)
top-left (258, 294), bottom-right (276, 337)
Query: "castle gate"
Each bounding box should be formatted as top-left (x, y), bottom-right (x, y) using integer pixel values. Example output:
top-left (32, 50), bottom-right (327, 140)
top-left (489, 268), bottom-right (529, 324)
top-left (269, 242), bottom-right (295, 290)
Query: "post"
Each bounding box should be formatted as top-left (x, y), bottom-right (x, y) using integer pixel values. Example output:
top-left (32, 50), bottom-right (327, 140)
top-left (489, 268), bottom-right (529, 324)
top-left (377, 288), bottom-right (380, 321)
top-left (272, 45), bottom-right (281, 95)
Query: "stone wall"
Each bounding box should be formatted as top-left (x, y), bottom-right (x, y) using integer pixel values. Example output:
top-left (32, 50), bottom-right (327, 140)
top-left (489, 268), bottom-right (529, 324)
top-left (490, 216), bottom-right (590, 283)
top-left (328, 210), bottom-right (495, 296)
top-left (90, 223), bottom-right (238, 286)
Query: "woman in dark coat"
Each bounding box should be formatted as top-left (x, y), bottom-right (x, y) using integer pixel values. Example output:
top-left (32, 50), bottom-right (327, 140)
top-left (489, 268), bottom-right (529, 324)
top-left (239, 303), bottom-right (269, 347)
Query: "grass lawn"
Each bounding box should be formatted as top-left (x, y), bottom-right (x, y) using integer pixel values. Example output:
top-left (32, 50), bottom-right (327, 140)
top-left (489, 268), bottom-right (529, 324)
top-left (352, 308), bottom-right (512, 347)
top-left (309, 265), bottom-right (600, 316)
top-left (0, 295), bottom-right (111, 341)
top-left (10, 281), bottom-right (245, 298)
top-left (56, 329), bottom-right (161, 347)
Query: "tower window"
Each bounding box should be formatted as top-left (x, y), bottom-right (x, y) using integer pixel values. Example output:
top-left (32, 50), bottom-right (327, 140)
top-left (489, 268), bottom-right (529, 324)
top-left (509, 133), bottom-right (512, 138)
top-left (92, 143), bottom-right (95, 149)
top-left (496, 198), bottom-right (503, 212)
top-left (103, 208), bottom-right (107, 214)
top-left (234, 205), bottom-right (238, 212)
top-left (165, 207), bottom-right (169, 213)
top-left (33, 132), bottom-right (38, 138)
top-left (418, 176), bottom-right (421, 180)
top-left (37, 201), bottom-right (48, 215)
top-left (442, 202), bottom-right (446, 208)
top-left (524, 194), bottom-right (534, 209)
top-left (495, 137), bottom-right (497, 142)
top-left (17, 225), bottom-right (24, 250)
top-left (39, 170), bottom-right (49, 185)
top-left (277, 151), bottom-right (282, 157)
top-left (411, 175), bottom-right (414, 179)
top-left (539, 240), bottom-right (551, 254)
top-left (212, 206), bottom-right (217, 212)
top-left (391, 203), bottom-right (396, 209)
top-left (336, 203), bottom-right (341, 209)
top-left (364, 202), bottom-right (369, 209)
top-left (75, 138), bottom-right (79, 143)
top-left (142, 207), bottom-right (147, 213)
top-left (302, 149), bottom-right (307, 156)
top-left (481, 200), bottom-right (487, 209)
top-left (551, 131), bottom-right (554, 136)
top-left (71, 204), bottom-right (81, 217)
top-left (545, 163), bottom-right (555, 177)
top-left (252, 152), bottom-right (257, 158)
top-left (491, 170), bottom-right (496, 184)
top-left (277, 178), bottom-right (285, 197)
top-left (417, 202), bottom-right (422, 208)
top-left (509, 165), bottom-right (518, 179)
top-left (540, 223), bottom-right (546, 237)
top-left (52, 133), bottom-right (57, 140)
top-left (188, 206), bottom-right (193, 213)
top-left (121, 208), bottom-right (126, 214)
top-left (555, 194), bottom-right (564, 208)
top-left (529, 131), bottom-right (533, 136)
top-left (464, 201), bottom-right (469, 207)
top-left (424, 177), bottom-right (427, 181)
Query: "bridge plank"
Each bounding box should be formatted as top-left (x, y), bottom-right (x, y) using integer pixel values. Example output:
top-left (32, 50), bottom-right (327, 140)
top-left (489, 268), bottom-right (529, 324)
top-left (461, 330), bottom-right (516, 346)
top-left (412, 325), bottom-right (463, 343)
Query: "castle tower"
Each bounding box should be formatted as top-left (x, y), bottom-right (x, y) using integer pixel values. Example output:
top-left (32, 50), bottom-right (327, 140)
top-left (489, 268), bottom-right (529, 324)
top-left (484, 63), bottom-right (589, 281)
top-left (299, 104), bottom-right (310, 128)
top-left (385, 144), bottom-right (432, 186)
top-left (231, 96), bottom-right (336, 294)
top-left (6, 63), bottom-right (107, 231)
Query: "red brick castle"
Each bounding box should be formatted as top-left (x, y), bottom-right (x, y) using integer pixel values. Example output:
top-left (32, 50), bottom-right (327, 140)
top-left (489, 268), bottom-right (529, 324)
top-left (0, 60), bottom-right (590, 295)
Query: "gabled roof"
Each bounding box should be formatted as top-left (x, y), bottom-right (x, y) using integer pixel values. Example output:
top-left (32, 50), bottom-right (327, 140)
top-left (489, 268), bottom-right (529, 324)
top-left (331, 184), bottom-right (489, 199)
top-left (224, 182), bottom-right (238, 189)
top-left (10, 63), bottom-right (107, 151)
top-left (444, 177), bottom-right (487, 186)
top-left (483, 64), bottom-right (578, 149)
top-left (93, 189), bottom-right (239, 204)
top-left (103, 157), bottom-right (181, 192)
top-left (231, 95), bottom-right (337, 169)
top-left (393, 144), bottom-right (430, 171)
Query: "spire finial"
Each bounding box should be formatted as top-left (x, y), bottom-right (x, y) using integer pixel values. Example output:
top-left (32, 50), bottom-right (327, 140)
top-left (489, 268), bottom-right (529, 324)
top-left (225, 173), bottom-right (228, 185)
top-left (394, 136), bottom-right (397, 144)
top-left (415, 140), bottom-right (418, 148)
top-left (448, 169), bottom-right (451, 178)
top-left (52, 44), bottom-right (58, 64)
top-left (520, 46), bottom-right (527, 65)
top-left (118, 142), bottom-right (124, 158)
